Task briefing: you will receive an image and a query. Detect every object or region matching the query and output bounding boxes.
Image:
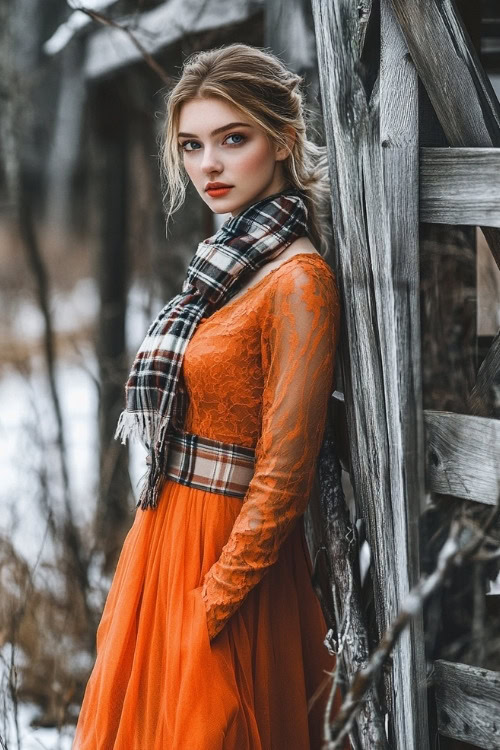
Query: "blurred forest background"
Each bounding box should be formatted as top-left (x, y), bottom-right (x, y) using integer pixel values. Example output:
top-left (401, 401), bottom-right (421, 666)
top-left (0, 1), bottom-right (499, 748)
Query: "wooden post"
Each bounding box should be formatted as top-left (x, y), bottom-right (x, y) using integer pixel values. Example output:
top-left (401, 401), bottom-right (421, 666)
top-left (310, 0), bottom-right (429, 746)
top-left (379, 1), bottom-right (429, 744)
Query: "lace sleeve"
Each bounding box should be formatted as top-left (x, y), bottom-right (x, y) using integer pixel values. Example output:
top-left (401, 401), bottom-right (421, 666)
top-left (200, 261), bottom-right (341, 640)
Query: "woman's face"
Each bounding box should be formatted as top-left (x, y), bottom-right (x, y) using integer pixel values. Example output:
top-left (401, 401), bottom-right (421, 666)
top-left (177, 97), bottom-right (290, 217)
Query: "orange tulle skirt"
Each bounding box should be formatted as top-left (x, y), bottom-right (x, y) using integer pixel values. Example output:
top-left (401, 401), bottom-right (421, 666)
top-left (73, 478), bottom-right (345, 749)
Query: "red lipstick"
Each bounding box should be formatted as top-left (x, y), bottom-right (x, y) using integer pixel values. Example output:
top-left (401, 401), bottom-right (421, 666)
top-left (205, 182), bottom-right (233, 198)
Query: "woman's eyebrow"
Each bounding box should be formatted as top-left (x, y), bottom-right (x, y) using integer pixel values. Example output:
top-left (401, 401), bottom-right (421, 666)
top-left (177, 122), bottom-right (252, 138)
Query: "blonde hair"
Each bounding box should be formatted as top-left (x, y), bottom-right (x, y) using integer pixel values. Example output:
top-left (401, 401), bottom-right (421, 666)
top-left (158, 43), bottom-right (332, 256)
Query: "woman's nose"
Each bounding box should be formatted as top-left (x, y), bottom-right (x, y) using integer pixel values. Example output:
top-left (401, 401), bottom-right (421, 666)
top-left (201, 145), bottom-right (222, 174)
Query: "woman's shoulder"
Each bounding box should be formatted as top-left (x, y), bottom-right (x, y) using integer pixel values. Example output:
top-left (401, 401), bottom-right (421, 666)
top-left (266, 236), bottom-right (326, 273)
top-left (258, 232), bottom-right (336, 286)
top-left (259, 252), bottom-right (341, 342)
top-left (270, 249), bottom-right (334, 281)
top-left (265, 248), bottom-right (338, 300)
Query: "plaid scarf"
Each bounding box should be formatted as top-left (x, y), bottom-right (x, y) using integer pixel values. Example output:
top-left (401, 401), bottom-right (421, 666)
top-left (114, 188), bottom-right (309, 509)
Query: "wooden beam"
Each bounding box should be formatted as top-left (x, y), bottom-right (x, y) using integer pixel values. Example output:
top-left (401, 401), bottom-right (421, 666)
top-left (434, 660), bottom-right (500, 748)
top-left (424, 410), bottom-right (500, 505)
top-left (420, 147), bottom-right (500, 229)
top-left (389, 0), bottom-right (500, 271)
top-left (311, 0), bottom-right (429, 746)
top-left (389, 0), bottom-right (500, 145)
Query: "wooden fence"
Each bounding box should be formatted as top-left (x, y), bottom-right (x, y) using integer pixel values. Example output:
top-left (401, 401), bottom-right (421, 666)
top-left (311, 0), bottom-right (500, 747)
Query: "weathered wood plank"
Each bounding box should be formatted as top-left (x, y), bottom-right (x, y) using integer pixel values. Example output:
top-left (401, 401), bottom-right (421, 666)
top-left (389, 0), bottom-right (500, 271)
top-left (311, 0), bottom-right (428, 746)
top-left (389, 0), bottom-right (500, 145)
top-left (424, 410), bottom-right (500, 505)
top-left (312, 6), bottom-right (394, 745)
top-left (434, 660), bottom-right (500, 748)
top-left (391, 0), bottom-right (500, 418)
top-left (379, 1), bottom-right (429, 745)
top-left (420, 147), bottom-right (500, 228)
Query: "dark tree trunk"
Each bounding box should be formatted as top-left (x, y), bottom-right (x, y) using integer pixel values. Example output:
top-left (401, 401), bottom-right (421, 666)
top-left (91, 79), bottom-right (133, 572)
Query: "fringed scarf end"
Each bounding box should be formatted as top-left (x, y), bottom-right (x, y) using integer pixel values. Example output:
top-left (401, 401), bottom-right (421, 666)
top-left (115, 410), bottom-right (168, 510)
top-left (114, 410), bottom-right (151, 452)
top-left (137, 438), bottom-right (169, 511)
top-left (114, 409), bottom-right (134, 444)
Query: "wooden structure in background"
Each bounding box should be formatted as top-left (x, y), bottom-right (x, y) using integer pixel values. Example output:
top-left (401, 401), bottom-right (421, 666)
top-left (311, 0), bottom-right (500, 748)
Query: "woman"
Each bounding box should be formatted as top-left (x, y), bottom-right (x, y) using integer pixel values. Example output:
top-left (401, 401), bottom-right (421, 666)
top-left (73, 43), bottom-right (345, 750)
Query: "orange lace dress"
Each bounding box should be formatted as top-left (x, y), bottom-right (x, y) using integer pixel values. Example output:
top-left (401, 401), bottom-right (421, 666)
top-left (73, 252), bottom-right (345, 750)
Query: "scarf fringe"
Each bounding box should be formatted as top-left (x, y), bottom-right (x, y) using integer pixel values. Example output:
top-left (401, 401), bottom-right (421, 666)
top-left (114, 410), bottom-right (151, 451)
top-left (114, 409), bottom-right (170, 511)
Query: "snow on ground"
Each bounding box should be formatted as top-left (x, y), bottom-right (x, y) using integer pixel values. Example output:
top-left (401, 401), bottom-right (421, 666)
top-left (16, 710), bottom-right (74, 750)
top-left (0, 644), bottom-right (75, 749)
top-left (0, 698), bottom-right (74, 749)
top-left (0, 278), bottom-right (153, 562)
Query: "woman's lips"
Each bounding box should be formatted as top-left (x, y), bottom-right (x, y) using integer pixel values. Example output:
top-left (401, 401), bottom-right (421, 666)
top-left (206, 187), bottom-right (233, 198)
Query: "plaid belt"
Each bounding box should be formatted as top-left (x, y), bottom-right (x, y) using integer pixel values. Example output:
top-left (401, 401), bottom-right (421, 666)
top-left (162, 430), bottom-right (256, 499)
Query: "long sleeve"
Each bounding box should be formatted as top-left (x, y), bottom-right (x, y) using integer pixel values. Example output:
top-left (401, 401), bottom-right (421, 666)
top-left (199, 260), bottom-right (341, 641)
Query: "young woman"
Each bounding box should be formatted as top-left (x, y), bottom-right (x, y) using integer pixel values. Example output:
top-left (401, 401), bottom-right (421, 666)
top-left (73, 43), bottom-right (345, 750)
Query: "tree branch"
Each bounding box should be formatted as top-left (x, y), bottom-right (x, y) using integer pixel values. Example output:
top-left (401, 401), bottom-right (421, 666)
top-left (70, 4), bottom-right (174, 85)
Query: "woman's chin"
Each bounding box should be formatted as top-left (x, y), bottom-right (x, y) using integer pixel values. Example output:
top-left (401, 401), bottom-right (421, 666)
top-left (202, 195), bottom-right (237, 214)
top-left (202, 190), bottom-right (258, 216)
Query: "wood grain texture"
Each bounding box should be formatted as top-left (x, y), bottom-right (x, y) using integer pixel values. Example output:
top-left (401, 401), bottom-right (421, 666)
top-left (379, 2), bottom-right (429, 744)
top-left (389, 0), bottom-right (500, 272)
top-left (311, 1), bottom-right (392, 740)
top-left (420, 147), bottom-right (500, 231)
top-left (389, 0), bottom-right (500, 146)
top-left (424, 410), bottom-right (500, 505)
top-left (434, 660), bottom-right (500, 748)
top-left (311, 0), bottom-right (428, 746)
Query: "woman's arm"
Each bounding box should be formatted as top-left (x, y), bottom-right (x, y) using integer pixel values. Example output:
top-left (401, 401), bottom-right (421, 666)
top-left (200, 261), bottom-right (341, 641)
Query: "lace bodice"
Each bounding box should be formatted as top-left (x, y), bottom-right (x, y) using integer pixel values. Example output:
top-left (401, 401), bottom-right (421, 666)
top-left (181, 253), bottom-right (341, 640)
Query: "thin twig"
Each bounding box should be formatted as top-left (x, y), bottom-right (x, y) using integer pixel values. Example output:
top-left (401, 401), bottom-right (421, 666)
top-left (70, 5), bottom-right (174, 85)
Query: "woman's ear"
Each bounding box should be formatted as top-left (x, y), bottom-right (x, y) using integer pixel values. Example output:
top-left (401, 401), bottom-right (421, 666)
top-left (275, 125), bottom-right (296, 161)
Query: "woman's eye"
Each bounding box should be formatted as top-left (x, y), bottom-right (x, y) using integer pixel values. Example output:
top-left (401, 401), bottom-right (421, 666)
top-left (225, 133), bottom-right (245, 145)
top-left (180, 140), bottom-right (200, 152)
